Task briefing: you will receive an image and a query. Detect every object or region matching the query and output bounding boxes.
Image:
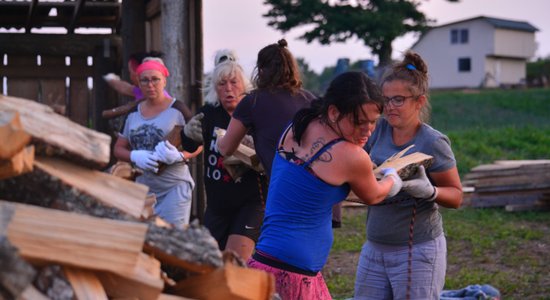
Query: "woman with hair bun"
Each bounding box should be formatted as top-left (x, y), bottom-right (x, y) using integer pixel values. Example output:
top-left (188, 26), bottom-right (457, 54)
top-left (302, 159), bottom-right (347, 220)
top-left (217, 39), bottom-right (315, 178)
top-left (354, 51), bottom-right (463, 300)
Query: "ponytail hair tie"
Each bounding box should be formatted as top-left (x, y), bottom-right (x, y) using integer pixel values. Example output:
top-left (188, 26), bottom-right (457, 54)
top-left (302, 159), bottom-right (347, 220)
top-left (406, 63), bottom-right (417, 71)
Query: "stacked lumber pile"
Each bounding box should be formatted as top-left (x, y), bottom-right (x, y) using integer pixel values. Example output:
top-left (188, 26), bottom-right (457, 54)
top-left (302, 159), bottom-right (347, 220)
top-left (462, 160), bottom-right (550, 212)
top-left (0, 95), bottom-right (275, 300)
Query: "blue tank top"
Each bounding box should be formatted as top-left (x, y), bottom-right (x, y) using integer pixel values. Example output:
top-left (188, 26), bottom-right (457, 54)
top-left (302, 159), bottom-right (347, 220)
top-left (255, 129), bottom-right (350, 273)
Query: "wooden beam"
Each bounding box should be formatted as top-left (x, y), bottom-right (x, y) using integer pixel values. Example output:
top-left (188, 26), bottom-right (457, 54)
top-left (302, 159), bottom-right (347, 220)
top-left (24, 0), bottom-right (39, 33)
top-left (0, 33), bottom-right (121, 57)
top-left (67, 0), bottom-right (86, 34)
top-left (1, 64), bottom-right (93, 79)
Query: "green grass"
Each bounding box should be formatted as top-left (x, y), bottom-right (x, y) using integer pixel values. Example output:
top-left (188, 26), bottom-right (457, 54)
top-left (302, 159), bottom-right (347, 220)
top-left (327, 208), bottom-right (550, 299)
top-left (326, 88), bottom-right (550, 299)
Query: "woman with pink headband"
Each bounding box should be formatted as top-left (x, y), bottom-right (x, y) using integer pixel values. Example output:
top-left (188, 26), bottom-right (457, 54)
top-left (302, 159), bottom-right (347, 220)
top-left (113, 60), bottom-right (202, 228)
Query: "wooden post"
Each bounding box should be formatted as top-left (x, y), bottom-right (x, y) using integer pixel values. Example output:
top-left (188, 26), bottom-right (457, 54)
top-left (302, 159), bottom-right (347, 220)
top-left (161, 0), bottom-right (205, 222)
top-left (120, 0), bottom-right (146, 91)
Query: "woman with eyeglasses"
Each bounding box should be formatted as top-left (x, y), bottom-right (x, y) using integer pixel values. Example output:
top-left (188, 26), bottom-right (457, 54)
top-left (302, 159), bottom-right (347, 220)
top-left (354, 51), bottom-right (463, 300)
top-left (113, 59), bottom-right (201, 228)
top-left (181, 49), bottom-right (267, 261)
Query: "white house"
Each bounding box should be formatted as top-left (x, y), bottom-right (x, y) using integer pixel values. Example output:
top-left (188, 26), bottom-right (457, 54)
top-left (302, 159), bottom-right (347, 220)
top-left (411, 16), bottom-right (538, 89)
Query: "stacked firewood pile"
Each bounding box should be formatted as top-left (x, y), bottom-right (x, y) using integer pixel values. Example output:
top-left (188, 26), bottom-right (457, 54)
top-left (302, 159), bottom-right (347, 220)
top-left (0, 95), bottom-right (275, 300)
top-left (462, 160), bottom-right (550, 212)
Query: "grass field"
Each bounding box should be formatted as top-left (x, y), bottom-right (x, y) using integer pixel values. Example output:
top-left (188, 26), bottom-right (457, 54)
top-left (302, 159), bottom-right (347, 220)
top-left (324, 87), bottom-right (550, 299)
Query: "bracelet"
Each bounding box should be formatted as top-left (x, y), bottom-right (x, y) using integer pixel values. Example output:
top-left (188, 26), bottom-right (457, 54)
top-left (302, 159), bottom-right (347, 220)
top-left (428, 186), bottom-right (438, 201)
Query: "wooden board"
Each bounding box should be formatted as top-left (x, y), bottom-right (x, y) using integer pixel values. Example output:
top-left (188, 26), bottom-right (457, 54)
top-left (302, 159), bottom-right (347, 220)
top-left (0, 95), bottom-right (111, 169)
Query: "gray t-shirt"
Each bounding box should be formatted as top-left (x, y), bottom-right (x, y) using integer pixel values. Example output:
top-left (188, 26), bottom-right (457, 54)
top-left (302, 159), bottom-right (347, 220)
top-left (364, 118), bottom-right (456, 245)
top-left (122, 99), bottom-right (194, 196)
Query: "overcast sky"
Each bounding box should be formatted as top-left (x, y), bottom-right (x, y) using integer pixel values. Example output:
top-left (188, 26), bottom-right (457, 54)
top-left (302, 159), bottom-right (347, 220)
top-left (203, 0), bottom-right (550, 74)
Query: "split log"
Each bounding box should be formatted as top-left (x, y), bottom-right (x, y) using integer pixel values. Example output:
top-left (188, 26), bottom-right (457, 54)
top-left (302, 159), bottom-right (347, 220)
top-left (0, 156), bottom-right (148, 220)
top-left (33, 265), bottom-right (75, 300)
top-left (144, 222), bottom-right (224, 275)
top-left (0, 95), bottom-right (111, 169)
top-left (0, 110), bottom-right (31, 160)
top-left (95, 252), bottom-right (164, 300)
top-left (373, 152), bottom-right (433, 180)
top-left (168, 263), bottom-right (275, 300)
top-left (0, 145), bottom-right (34, 180)
top-left (102, 99), bottom-right (145, 119)
top-left (346, 152), bottom-right (433, 204)
top-left (215, 128), bottom-right (264, 172)
top-left (0, 238), bottom-right (36, 299)
top-left (0, 201), bottom-right (161, 283)
top-left (64, 267), bottom-right (108, 300)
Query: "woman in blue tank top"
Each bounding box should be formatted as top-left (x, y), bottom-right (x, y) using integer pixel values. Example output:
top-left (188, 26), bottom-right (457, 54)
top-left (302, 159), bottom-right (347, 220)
top-left (247, 71), bottom-right (404, 299)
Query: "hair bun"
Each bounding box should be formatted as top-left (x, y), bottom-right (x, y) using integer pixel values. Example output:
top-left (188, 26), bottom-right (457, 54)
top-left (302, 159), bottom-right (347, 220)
top-left (277, 39), bottom-right (288, 48)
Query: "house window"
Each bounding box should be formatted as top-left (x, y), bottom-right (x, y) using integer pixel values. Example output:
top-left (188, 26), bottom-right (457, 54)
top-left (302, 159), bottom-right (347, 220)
top-left (458, 58), bottom-right (471, 72)
top-left (451, 28), bottom-right (469, 44)
top-left (460, 29), bottom-right (469, 43)
top-left (451, 29), bottom-right (458, 44)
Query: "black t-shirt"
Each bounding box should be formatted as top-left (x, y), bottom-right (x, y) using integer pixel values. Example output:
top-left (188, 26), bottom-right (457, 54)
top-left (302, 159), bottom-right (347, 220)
top-left (183, 104), bottom-right (266, 211)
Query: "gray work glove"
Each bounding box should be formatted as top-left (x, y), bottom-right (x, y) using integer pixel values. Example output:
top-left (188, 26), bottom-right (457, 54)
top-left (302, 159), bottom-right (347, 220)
top-left (155, 141), bottom-right (184, 165)
top-left (130, 150), bottom-right (159, 173)
top-left (183, 113), bottom-right (204, 143)
top-left (380, 168), bottom-right (403, 198)
top-left (402, 166), bottom-right (437, 200)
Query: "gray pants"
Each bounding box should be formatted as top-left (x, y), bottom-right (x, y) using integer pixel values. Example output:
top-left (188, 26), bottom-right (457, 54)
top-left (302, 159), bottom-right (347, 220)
top-left (354, 234), bottom-right (446, 300)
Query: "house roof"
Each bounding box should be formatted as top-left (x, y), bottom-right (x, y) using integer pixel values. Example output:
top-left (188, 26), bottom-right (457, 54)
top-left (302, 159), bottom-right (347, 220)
top-left (410, 15), bottom-right (538, 50)
top-left (433, 15), bottom-right (539, 33)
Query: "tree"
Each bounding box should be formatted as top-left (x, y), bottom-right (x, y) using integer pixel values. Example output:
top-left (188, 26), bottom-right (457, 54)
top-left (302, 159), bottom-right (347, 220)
top-left (263, 0), bottom-right (458, 67)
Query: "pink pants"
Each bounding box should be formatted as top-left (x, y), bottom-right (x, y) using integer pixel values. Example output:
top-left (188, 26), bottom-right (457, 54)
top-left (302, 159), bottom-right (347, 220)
top-left (248, 258), bottom-right (332, 300)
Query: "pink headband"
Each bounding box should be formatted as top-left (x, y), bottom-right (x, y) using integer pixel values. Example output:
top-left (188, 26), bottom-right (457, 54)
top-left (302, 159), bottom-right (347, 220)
top-left (136, 61), bottom-right (170, 77)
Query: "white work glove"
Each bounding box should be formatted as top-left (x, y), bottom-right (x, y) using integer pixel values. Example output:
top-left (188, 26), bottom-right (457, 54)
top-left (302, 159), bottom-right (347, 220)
top-left (380, 168), bottom-right (403, 198)
top-left (102, 73), bottom-right (120, 81)
top-left (130, 150), bottom-right (159, 173)
top-left (154, 141), bottom-right (184, 165)
top-left (402, 166), bottom-right (437, 201)
top-left (183, 113), bottom-right (204, 143)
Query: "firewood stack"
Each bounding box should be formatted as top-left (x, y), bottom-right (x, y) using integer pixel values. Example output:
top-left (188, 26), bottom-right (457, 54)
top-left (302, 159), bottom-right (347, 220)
top-left (462, 160), bottom-right (550, 212)
top-left (0, 95), bottom-right (275, 300)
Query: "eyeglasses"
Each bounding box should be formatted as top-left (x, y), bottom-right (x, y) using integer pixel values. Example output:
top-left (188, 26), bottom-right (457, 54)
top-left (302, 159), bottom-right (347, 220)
top-left (217, 55), bottom-right (235, 64)
top-left (139, 78), bottom-right (162, 86)
top-left (383, 95), bottom-right (417, 107)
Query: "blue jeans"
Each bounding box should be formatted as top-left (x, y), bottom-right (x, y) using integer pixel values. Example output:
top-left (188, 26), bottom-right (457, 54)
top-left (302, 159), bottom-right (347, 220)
top-left (354, 234), bottom-right (447, 300)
